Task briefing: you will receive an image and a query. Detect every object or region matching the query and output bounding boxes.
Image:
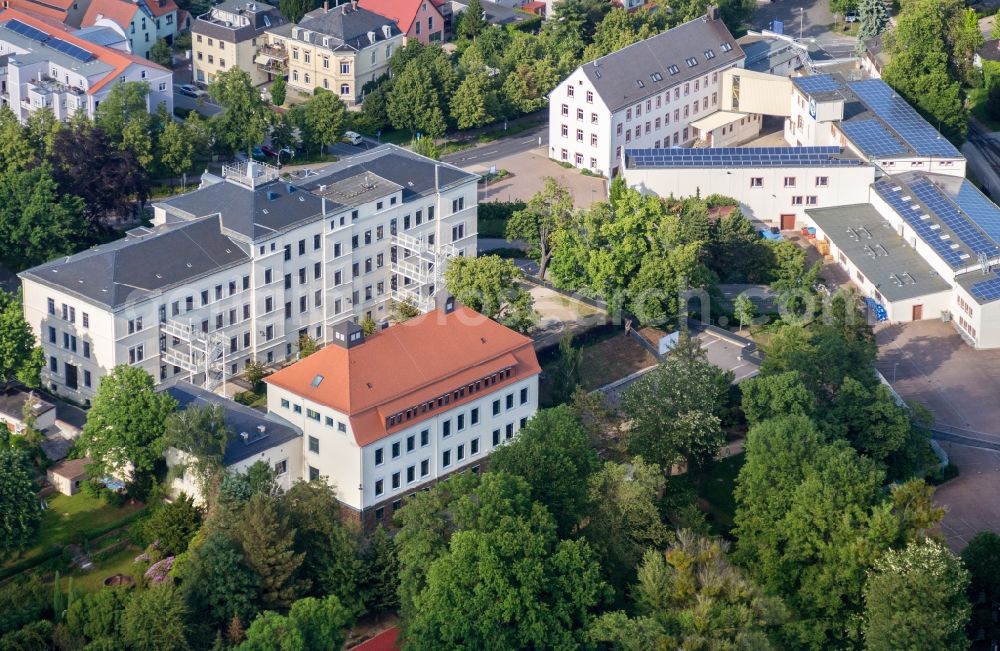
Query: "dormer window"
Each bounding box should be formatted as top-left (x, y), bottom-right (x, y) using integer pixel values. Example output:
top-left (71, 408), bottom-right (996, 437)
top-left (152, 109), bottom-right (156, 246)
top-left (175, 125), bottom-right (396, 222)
top-left (650, 72), bottom-right (662, 82)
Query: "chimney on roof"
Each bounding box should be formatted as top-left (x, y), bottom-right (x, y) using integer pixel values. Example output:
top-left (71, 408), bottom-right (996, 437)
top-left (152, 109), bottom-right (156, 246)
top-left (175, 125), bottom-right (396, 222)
top-left (351, 0), bottom-right (357, 10)
top-left (706, 5), bottom-right (719, 21)
top-left (331, 320), bottom-right (365, 349)
top-left (342, 5), bottom-right (347, 14)
top-left (442, 295), bottom-right (456, 315)
top-left (323, 0), bottom-right (328, 12)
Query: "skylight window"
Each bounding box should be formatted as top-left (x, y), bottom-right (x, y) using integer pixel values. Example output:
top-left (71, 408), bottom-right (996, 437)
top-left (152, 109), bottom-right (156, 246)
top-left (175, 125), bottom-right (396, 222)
top-left (667, 64), bottom-right (679, 75)
top-left (650, 72), bottom-right (663, 82)
top-left (311, 374), bottom-right (324, 387)
top-left (720, 42), bottom-right (733, 52)
top-left (635, 79), bottom-right (645, 88)
top-left (704, 49), bottom-right (715, 59)
top-left (685, 57), bottom-right (698, 67)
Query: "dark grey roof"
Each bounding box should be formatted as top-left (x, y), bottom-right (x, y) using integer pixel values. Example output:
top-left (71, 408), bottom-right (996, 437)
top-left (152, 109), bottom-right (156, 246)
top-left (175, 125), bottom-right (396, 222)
top-left (296, 145), bottom-right (477, 200)
top-left (979, 39), bottom-right (1000, 63)
top-left (159, 176), bottom-right (327, 240)
top-left (738, 36), bottom-right (805, 73)
top-left (0, 388), bottom-right (54, 422)
top-left (193, 1), bottom-right (282, 42)
top-left (292, 6), bottom-right (400, 51)
top-left (164, 382), bottom-right (301, 466)
top-left (578, 14), bottom-right (744, 114)
top-left (805, 204), bottom-right (951, 303)
top-left (20, 216), bottom-right (249, 310)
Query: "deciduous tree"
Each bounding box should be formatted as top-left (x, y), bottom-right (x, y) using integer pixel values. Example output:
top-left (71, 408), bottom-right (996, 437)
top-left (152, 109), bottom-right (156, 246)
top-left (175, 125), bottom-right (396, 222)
top-left (298, 90), bottom-right (346, 153)
top-left (120, 585), bottom-right (191, 651)
top-left (210, 69), bottom-right (272, 154)
top-left (0, 441), bottom-right (40, 558)
top-left (450, 71), bottom-right (497, 129)
top-left (387, 63), bottom-right (446, 138)
top-left (0, 166), bottom-right (86, 271)
top-left (360, 525), bottom-right (399, 615)
top-left (269, 75), bottom-right (286, 106)
top-left (179, 531), bottom-right (259, 633)
top-left (0, 290), bottom-right (44, 389)
top-left (444, 255), bottom-right (536, 333)
top-left (142, 495), bottom-right (202, 554)
top-left (506, 177), bottom-right (573, 280)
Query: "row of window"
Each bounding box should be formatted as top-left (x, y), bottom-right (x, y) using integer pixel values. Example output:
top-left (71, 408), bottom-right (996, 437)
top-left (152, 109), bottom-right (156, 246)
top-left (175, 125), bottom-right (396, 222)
top-left (46, 299), bottom-right (88, 327)
top-left (957, 295), bottom-right (974, 318)
top-left (48, 357), bottom-right (92, 388)
top-left (385, 367), bottom-right (515, 429)
top-left (279, 396), bottom-right (349, 432)
top-left (47, 328), bottom-right (92, 359)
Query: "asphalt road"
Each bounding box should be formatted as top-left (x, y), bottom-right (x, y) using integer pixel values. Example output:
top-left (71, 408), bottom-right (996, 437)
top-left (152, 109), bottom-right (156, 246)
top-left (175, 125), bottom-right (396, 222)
top-left (751, 0), bottom-right (858, 59)
top-left (173, 86), bottom-right (222, 117)
top-left (442, 126), bottom-right (548, 167)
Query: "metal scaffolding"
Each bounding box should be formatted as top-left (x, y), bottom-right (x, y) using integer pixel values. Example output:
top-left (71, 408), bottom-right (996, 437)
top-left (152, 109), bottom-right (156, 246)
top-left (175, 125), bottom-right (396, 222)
top-left (160, 320), bottom-right (229, 391)
top-left (389, 231), bottom-right (456, 313)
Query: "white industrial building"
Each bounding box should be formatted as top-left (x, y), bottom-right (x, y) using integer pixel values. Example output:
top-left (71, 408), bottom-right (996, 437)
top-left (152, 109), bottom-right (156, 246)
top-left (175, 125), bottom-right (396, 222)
top-left (264, 300), bottom-right (540, 527)
top-left (623, 146), bottom-right (876, 229)
top-left (0, 8), bottom-right (173, 122)
top-left (547, 9), bottom-right (753, 178)
top-left (19, 146), bottom-right (479, 404)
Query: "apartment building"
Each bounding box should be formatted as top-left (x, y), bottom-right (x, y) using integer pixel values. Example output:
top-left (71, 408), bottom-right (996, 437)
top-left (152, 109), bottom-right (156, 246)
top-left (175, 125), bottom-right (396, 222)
top-left (261, 2), bottom-right (401, 105)
top-left (265, 299), bottom-right (541, 527)
top-left (191, 0), bottom-right (282, 86)
top-left (548, 9), bottom-right (746, 178)
top-left (19, 145), bottom-right (479, 403)
top-left (4, 0), bottom-right (90, 27)
top-left (82, 0), bottom-right (179, 60)
top-left (357, 0), bottom-right (444, 45)
top-left (0, 8), bottom-right (172, 121)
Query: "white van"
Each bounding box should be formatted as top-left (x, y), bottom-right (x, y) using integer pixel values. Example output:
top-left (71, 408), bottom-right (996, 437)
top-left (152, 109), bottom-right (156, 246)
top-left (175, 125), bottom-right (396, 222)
top-left (343, 131), bottom-right (363, 145)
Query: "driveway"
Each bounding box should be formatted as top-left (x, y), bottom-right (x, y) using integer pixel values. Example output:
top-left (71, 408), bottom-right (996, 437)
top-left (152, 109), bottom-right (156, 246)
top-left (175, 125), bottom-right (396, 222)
top-left (461, 146), bottom-right (607, 208)
top-left (935, 440), bottom-right (1000, 551)
top-left (752, 0), bottom-right (857, 58)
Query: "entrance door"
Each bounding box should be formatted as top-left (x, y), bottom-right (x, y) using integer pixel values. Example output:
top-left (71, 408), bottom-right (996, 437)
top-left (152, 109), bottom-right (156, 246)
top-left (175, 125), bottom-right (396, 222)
top-left (780, 214), bottom-right (796, 230)
top-left (912, 304), bottom-right (923, 320)
top-left (65, 364), bottom-right (78, 390)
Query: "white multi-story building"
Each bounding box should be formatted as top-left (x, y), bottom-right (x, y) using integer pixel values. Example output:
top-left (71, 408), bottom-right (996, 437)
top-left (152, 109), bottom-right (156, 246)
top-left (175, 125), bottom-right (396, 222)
top-left (19, 145), bottom-right (479, 404)
top-left (264, 298), bottom-right (541, 527)
top-left (548, 8), bottom-right (748, 178)
top-left (623, 146), bottom-right (876, 229)
top-left (0, 8), bottom-right (173, 121)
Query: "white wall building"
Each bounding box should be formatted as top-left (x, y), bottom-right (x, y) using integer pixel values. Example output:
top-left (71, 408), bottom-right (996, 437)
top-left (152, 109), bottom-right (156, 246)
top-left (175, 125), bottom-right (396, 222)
top-left (0, 8), bottom-right (172, 122)
top-left (623, 146), bottom-right (876, 229)
top-left (547, 9), bottom-right (750, 178)
top-left (264, 300), bottom-right (541, 527)
top-left (19, 146), bottom-right (479, 404)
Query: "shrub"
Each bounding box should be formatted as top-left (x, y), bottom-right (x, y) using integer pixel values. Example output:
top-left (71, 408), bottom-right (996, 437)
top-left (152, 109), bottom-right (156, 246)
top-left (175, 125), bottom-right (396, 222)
top-left (234, 391), bottom-right (259, 406)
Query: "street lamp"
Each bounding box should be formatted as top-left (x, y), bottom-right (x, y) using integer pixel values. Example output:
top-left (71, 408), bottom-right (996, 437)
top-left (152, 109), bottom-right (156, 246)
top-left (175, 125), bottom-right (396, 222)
top-left (799, 7), bottom-right (804, 41)
top-left (893, 362), bottom-right (899, 383)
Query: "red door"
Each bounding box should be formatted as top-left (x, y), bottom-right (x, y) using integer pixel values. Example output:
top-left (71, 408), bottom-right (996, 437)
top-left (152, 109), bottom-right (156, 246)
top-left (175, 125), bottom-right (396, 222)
top-left (780, 214), bottom-right (796, 230)
top-left (912, 304), bottom-right (923, 320)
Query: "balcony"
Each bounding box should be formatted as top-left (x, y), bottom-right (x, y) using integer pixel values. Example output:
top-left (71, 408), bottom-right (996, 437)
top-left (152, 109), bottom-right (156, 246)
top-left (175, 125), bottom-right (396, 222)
top-left (255, 44), bottom-right (287, 73)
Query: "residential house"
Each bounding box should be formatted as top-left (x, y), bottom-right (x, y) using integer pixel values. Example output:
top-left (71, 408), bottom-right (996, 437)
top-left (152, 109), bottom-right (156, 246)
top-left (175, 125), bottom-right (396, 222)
top-left (4, 0), bottom-right (90, 28)
top-left (192, 0), bottom-right (282, 86)
top-left (261, 2), bottom-right (401, 105)
top-left (0, 8), bottom-right (173, 122)
top-left (548, 8), bottom-right (746, 177)
top-left (265, 298), bottom-right (541, 527)
top-left (19, 145), bottom-right (479, 403)
top-left (357, 0), bottom-right (444, 45)
top-left (82, 0), bottom-right (180, 60)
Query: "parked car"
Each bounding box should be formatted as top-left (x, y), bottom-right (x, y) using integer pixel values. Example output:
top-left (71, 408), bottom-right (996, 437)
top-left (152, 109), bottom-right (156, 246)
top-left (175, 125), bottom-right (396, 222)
top-left (758, 228), bottom-right (783, 241)
top-left (178, 84), bottom-right (205, 98)
top-left (261, 145), bottom-right (278, 158)
top-left (343, 131), bottom-right (363, 145)
top-left (252, 146), bottom-right (267, 160)
top-left (845, 11), bottom-right (858, 22)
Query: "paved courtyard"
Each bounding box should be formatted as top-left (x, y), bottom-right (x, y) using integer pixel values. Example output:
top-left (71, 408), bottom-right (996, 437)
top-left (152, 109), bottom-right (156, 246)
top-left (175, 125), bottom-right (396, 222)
top-left (465, 146), bottom-right (608, 209)
top-left (934, 441), bottom-right (1000, 551)
top-left (875, 320), bottom-right (1000, 441)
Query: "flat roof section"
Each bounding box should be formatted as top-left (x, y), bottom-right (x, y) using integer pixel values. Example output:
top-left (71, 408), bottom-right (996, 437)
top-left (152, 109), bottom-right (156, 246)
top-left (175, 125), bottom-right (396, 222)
top-left (806, 203), bottom-right (951, 303)
top-left (689, 110), bottom-right (752, 132)
top-left (624, 145), bottom-right (864, 169)
top-left (956, 268), bottom-right (1000, 305)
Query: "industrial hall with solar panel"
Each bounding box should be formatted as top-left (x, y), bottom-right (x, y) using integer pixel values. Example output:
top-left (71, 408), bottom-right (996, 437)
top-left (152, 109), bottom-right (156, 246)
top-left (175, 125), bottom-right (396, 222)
top-left (620, 66), bottom-right (1000, 350)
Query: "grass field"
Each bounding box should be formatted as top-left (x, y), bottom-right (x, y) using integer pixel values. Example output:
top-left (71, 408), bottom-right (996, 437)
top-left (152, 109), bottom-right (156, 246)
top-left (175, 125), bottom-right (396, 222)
top-left (970, 87), bottom-right (1000, 132)
top-left (695, 453), bottom-right (744, 538)
top-left (4, 493), bottom-right (144, 571)
top-left (539, 329), bottom-right (656, 406)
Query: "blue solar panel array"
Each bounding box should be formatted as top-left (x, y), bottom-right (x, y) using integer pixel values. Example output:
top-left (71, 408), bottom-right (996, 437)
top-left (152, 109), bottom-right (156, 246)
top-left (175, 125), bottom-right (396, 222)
top-left (907, 177), bottom-right (999, 256)
top-left (3, 18), bottom-right (95, 62)
top-left (970, 271), bottom-right (1000, 302)
top-left (626, 146), bottom-right (862, 168)
top-left (956, 180), bottom-right (1000, 245)
top-left (793, 74), bottom-right (840, 95)
top-left (873, 179), bottom-right (970, 269)
top-left (848, 80), bottom-right (961, 158)
top-left (840, 119), bottom-right (907, 156)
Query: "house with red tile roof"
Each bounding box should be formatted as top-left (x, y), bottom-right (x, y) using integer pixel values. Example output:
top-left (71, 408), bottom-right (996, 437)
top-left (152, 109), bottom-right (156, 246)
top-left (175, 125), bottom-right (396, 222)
top-left (0, 8), bottom-right (173, 122)
top-left (81, 0), bottom-right (179, 60)
top-left (265, 298), bottom-right (540, 528)
top-left (349, 627), bottom-right (400, 651)
top-left (357, 0), bottom-right (443, 45)
top-left (4, 0), bottom-right (90, 29)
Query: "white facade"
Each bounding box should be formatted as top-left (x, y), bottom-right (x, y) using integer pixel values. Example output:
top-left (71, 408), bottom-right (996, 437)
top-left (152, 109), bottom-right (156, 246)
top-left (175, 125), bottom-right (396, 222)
top-left (624, 159), bottom-right (876, 229)
top-left (20, 148), bottom-right (479, 404)
top-left (266, 374), bottom-right (538, 514)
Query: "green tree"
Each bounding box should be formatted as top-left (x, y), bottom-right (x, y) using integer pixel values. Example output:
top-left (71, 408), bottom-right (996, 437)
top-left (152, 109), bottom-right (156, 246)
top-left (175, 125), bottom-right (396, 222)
top-left (387, 63), bottom-right (447, 138)
top-left (210, 68), bottom-right (272, 154)
top-left (591, 531), bottom-right (786, 650)
top-left (863, 539), bottom-right (971, 651)
top-left (583, 457), bottom-right (672, 596)
top-left (411, 136), bottom-right (439, 160)
top-left (65, 587), bottom-right (130, 645)
top-left (501, 60), bottom-right (559, 114)
top-left (733, 293), bottom-right (756, 334)
top-left (149, 38), bottom-right (173, 67)
top-left (458, 0), bottom-right (487, 40)
top-left (740, 370), bottom-right (814, 426)
top-left (299, 90), bottom-right (346, 153)
top-left (506, 177), bottom-right (573, 280)
top-left (450, 71), bottom-right (497, 129)
top-left (963, 530), bottom-right (1000, 607)
top-left (549, 332), bottom-right (582, 405)
top-left (0, 166), bottom-right (86, 271)
top-left (24, 108), bottom-right (61, 159)
top-left (78, 365), bottom-right (178, 484)
top-left (621, 335), bottom-right (732, 471)
top-left (120, 585), bottom-right (191, 651)
top-left (360, 525), bottom-right (399, 615)
top-left (233, 493), bottom-right (308, 611)
top-left (179, 531), bottom-right (259, 633)
top-left (278, 0), bottom-right (312, 23)
top-left (0, 441), bottom-right (40, 557)
top-left (443, 255), bottom-right (536, 333)
top-left (360, 316), bottom-right (377, 336)
top-left (165, 404), bottom-right (231, 500)
top-left (856, 0), bottom-right (889, 54)
top-left (0, 290), bottom-right (44, 389)
top-left (269, 75), bottom-right (286, 106)
top-left (489, 405), bottom-right (600, 537)
top-left (239, 595), bottom-right (352, 651)
top-left (244, 360), bottom-right (267, 389)
top-left (142, 495), bottom-right (202, 554)
top-left (708, 208), bottom-right (772, 282)
top-left (157, 119), bottom-right (194, 185)
top-left (95, 81), bottom-right (155, 167)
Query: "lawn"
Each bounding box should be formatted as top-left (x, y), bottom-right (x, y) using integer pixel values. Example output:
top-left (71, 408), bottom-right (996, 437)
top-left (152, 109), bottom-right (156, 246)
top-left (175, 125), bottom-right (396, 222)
top-left (970, 87), bottom-right (1000, 132)
top-left (694, 453), bottom-right (744, 538)
top-left (70, 544), bottom-right (144, 593)
top-left (4, 493), bottom-right (144, 571)
top-left (539, 329), bottom-right (657, 406)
